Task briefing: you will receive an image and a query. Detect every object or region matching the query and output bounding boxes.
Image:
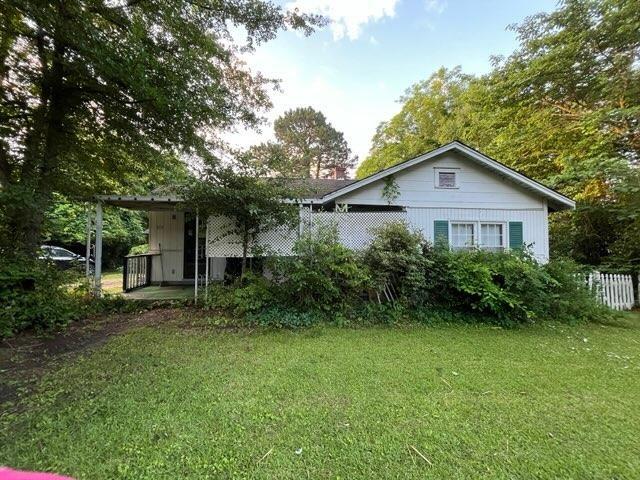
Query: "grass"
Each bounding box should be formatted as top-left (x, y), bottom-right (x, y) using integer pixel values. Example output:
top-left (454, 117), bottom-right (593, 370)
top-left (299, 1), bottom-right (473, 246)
top-left (1, 313), bottom-right (639, 479)
top-left (100, 270), bottom-right (123, 294)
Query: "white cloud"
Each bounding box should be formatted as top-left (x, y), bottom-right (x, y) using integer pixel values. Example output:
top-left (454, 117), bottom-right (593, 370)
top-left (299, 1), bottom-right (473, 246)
top-left (287, 0), bottom-right (400, 40)
top-left (424, 0), bottom-right (447, 14)
top-left (369, 35), bottom-right (379, 45)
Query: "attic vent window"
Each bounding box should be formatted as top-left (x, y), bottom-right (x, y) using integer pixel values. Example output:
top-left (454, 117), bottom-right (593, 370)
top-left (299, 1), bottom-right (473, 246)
top-left (437, 171), bottom-right (457, 189)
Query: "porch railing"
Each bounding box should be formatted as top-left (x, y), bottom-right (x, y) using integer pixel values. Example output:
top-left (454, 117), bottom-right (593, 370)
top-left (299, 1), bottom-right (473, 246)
top-left (123, 253), bottom-right (157, 292)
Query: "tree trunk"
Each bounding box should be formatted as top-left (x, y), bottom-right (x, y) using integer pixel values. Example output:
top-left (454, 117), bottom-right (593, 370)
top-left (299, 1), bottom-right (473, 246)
top-left (241, 224), bottom-right (249, 279)
top-left (9, 27), bottom-right (68, 254)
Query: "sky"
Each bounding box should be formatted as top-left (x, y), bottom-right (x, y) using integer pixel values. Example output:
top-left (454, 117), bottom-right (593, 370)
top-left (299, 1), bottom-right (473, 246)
top-left (229, 0), bottom-right (558, 168)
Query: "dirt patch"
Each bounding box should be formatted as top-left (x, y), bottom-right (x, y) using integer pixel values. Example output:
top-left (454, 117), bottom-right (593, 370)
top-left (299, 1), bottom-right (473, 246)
top-left (0, 307), bottom-right (191, 407)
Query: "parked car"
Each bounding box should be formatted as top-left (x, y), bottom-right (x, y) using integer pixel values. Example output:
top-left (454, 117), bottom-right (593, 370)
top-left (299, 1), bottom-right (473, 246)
top-left (39, 245), bottom-right (94, 273)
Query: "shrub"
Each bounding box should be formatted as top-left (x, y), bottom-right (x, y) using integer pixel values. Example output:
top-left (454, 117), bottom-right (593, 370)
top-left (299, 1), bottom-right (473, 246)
top-left (0, 257), bottom-right (169, 338)
top-left (421, 247), bottom-right (608, 325)
top-left (271, 226), bottom-right (371, 311)
top-left (361, 222), bottom-right (431, 305)
top-left (0, 258), bottom-right (87, 337)
top-left (434, 249), bottom-right (525, 324)
top-left (128, 244), bottom-right (149, 255)
top-left (542, 258), bottom-right (609, 323)
top-left (198, 225), bottom-right (610, 328)
top-left (203, 273), bottom-right (276, 316)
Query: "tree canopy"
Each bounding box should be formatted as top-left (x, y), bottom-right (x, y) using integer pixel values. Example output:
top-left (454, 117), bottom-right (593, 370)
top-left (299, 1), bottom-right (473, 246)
top-left (0, 0), bottom-right (324, 252)
top-left (182, 157), bottom-right (299, 276)
top-left (356, 0), bottom-right (640, 269)
top-left (253, 107), bottom-right (355, 178)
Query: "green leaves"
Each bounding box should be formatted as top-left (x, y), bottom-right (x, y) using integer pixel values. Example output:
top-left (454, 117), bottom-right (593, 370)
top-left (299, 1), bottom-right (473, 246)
top-left (0, 0), bottom-right (324, 251)
top-left (181, 156), bottom-right (299, 275)
top-left (356, 0), bottom-right (640, 268)
top-left (269, 107), bottom-right (356, 178)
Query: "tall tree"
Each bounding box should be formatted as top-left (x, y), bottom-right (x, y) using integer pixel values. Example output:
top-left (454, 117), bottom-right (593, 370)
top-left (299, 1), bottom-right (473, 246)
top-left (0, 1), bottom-right (323, 253)
top-left (357, 67), bottom-right (473, 179)
top-left (182, 157), bottom-right (299, 277)
top-left (272, 107), bottom-right (355, 178)
top-left (356, 0), bottom-right (640, 269)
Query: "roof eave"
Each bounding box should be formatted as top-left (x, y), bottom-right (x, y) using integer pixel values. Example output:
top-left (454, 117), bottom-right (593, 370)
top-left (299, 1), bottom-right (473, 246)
top-left (320, 141), bottom-right (576, 209)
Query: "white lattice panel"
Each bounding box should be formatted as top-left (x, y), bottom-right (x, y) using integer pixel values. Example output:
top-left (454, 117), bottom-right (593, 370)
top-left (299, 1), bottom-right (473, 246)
top-left (309, 211), bottom-right (407, 250)
top-left (206, 210), bottom-right (406, 257)
top-left (255, 224), bottom-right (298, 255)
top-left (206, 215), bottom-right (243, 257)
top-left (206, 215), bottom-right (298, 257)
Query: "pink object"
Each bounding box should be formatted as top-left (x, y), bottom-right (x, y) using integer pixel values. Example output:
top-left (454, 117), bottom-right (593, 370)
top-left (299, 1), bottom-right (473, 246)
top-left (0, 468), bottom-right (74, 480)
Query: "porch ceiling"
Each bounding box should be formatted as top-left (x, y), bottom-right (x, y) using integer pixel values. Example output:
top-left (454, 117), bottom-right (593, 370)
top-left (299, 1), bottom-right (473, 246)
top-left (97, 195), bottom-right (185, 211)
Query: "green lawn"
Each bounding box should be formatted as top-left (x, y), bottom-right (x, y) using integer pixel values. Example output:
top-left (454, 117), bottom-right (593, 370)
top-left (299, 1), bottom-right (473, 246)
top-left (101, 270), bottom-right (123, 294)
top-left (1, 313), bottom-right (639, 479)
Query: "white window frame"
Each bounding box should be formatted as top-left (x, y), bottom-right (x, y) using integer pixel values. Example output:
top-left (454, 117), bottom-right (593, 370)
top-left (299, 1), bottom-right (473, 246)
top-left (434, 167), bottom-right (460, 189)
top-left (447, 221), bottom-right (507, 251)
top-left (450, 222), bottom-right (476, 250)
top-left (478, 222), bottom-right (506, 252)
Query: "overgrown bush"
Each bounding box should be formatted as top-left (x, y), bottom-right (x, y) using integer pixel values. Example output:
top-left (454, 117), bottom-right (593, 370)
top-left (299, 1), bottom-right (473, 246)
top-left (271, 226), bottom-right (371, 312)
top-left (0, 258), bottom-right (85, 337)
top-left (0, 257), bottom-right (160, 337)
top-left (200, 223), bottom-right (610, 328)
top-left (542, 258), bottom-right (608, 323)
top-left (361, 222), bottom-right (431, 305)
top-left (203, 273), bottom-right (276, 316)
top-left (128, 244), bottom-right (149, 255)
top-left (420, 249), bottom-right (543, 323)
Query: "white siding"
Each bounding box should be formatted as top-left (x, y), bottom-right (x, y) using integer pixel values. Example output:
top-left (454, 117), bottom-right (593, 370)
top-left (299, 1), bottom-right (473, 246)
top-left (339, 151), bottom-right (544, 210)
top-left (148, 211), bottom-right (184, 282)
top-left (406, 207), bottom-right (549, 261)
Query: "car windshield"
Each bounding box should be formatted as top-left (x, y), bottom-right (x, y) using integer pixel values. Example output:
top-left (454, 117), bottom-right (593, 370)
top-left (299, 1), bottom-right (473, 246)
top-left (42, 246), bottom-right (76, 257)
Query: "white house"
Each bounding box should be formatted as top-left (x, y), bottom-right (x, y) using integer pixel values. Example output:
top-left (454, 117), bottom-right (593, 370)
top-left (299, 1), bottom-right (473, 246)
top-left (94, 141), bottom-right (575, 295)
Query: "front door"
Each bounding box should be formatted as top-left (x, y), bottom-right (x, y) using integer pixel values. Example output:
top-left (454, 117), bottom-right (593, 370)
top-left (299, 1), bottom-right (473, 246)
top-left (183, 214), bottom-right (205, 279)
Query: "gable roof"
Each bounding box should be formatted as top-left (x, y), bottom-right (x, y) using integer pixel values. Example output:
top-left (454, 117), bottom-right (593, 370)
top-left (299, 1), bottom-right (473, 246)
top-left (269, 178), bottom-right (358, 199)
top-left (321, 141), bottom-right (575, 211)
top-left (98, 178), bottom-right (358, 209)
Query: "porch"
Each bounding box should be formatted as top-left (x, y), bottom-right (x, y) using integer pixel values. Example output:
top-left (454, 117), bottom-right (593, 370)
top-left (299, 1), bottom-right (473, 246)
top-left (88, 195), bottom-right (207, 302)
top-left (87, 193), bottom-right (407, 301)
top-left (123, 285), bottom-right (195, 301)
top-left (101, 270), bottom-right (196, 301)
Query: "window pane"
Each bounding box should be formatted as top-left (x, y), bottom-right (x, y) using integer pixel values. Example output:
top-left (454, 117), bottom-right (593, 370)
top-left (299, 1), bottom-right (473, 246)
top-left (451, 223), bottom-right (474, 250)
top-left (480, 223), bottom-right (503, 251)
top-left (438, 172), bottom-right (456, 188)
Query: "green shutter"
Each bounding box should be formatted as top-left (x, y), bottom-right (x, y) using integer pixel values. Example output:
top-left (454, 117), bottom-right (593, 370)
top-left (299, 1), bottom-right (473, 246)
top-left (434, 220), bottom-right (449, 246)
top-left (509, 222), bottom-right (523, 250)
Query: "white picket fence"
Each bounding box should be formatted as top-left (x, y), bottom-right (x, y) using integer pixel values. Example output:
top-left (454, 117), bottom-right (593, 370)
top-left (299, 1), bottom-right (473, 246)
top-left (581, 272), bottom-right (636, 311)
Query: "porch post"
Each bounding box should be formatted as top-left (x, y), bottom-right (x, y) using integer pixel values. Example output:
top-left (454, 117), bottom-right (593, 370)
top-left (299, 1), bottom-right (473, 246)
top-left (194, 211), bottom-right (199, 304)
top-left (205, 218), bottom-right (209, 299)
top-left (85, 203), bottom-right (92, 278)
top-left (94, 201), bottom-right (103, 296)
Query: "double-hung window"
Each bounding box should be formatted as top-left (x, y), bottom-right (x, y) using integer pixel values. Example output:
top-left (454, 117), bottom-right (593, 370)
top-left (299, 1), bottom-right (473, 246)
top-left (448, 222), bottom-right (506, 251)
top-left (479, 223), bottom-right (504, 252)
top-left (451, 223), bottom-right (475, 250)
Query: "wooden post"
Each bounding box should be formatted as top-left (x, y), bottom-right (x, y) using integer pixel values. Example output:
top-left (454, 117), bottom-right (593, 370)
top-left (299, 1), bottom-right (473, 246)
top-left (298, 203), bottom-right (304, 238)
top-left (146, 254), bottom-right (152, 288)
top-left (85, 203), bottom-right (92, 279)
top-left (194, 212), bottom-right (199, 304)
top-left (94, 201), bottom-right (103, 296)
top-left (205, 218), bottom-right (209, 300)
top-left (123, 256), bottom-right (128, 292)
